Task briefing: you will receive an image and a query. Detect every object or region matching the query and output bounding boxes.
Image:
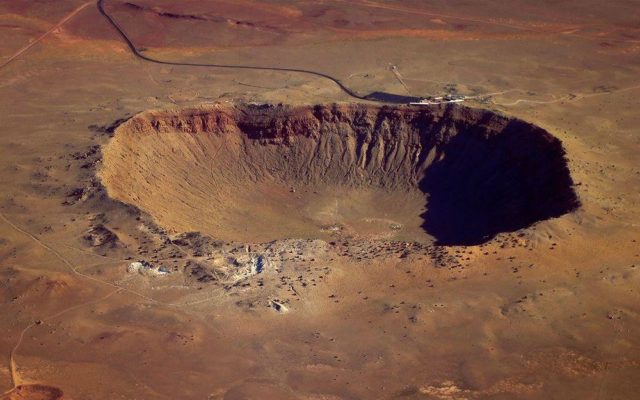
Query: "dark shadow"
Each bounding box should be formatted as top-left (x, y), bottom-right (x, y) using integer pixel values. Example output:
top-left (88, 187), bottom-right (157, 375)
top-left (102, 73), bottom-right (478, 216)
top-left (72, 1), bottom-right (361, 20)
top-left (419, 119), bottom-right (580, 245)
top-left (364, 92), bottom-right (422, 103)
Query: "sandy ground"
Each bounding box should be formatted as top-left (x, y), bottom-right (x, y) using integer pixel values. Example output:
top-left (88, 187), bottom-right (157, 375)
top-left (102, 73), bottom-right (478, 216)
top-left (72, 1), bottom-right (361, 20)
top-left (1, 1), bottom-right (640, 399)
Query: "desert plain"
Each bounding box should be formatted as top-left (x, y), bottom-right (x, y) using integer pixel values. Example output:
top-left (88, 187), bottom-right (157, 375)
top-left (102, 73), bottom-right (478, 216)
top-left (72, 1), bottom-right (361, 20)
top-left (1, 1), bottom-right (640, 399)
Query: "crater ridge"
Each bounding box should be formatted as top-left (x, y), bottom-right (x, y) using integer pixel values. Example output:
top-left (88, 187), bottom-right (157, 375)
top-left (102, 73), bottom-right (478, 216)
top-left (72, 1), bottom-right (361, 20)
top-left (99, 103), bottom-right (579, 245)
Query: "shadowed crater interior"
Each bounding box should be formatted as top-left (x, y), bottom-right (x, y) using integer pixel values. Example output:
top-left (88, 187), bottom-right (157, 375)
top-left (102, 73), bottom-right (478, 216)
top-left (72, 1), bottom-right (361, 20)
top-left (99, 103), bottom-right (579, 245)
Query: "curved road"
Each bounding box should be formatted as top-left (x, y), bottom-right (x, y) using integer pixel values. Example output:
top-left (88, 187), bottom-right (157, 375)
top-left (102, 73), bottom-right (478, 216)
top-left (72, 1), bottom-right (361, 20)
top-left (97, 0), bottom-right (377, 102)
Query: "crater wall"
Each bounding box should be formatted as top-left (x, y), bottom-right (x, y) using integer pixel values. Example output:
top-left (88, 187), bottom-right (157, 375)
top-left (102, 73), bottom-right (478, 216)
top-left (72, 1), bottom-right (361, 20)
top-left (100, 103), bottom-right (579, 245)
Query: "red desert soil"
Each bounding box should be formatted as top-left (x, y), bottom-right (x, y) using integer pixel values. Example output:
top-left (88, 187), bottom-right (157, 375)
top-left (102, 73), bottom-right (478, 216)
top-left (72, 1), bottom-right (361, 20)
top-left (1, 385), bottom-right (63, 400)
top-left (1, 0), bottom-right (640, 399)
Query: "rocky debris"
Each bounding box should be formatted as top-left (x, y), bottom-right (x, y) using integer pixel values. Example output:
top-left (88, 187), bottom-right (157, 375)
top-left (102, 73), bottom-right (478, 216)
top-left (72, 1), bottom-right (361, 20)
top-left (88, 116), bottom-right (132, 137)
top-left (63, 179), bottom-right (101, 205)
top-left (64, 144), bottom-right (102, 171)
top-left (163, 238), bottom-right (337, 311)
top-left (225, 253), bottom-right (267, 283)
top-left (83, 224), bottom-right (121, 248)
top-left (182, 252), bottom-right (267, 286)
top-left (607, 309), bottom-right (625, 320)
top-left (320, 224), bottom-right (343, 233)
top-left (269, 299), bottom-right (289, 313)
top-left (171, 231), bottom-right (223, 257)
top-left (184, 261), bottom-right (218, 283)
top-left (128, 260), bottom-right (170, 276)
top-left (64, 187), bottom-right (86, 204)
top-left (69, 144), bottom-right (99, 162)
top-left (419, 381), bottom-right (470, 399)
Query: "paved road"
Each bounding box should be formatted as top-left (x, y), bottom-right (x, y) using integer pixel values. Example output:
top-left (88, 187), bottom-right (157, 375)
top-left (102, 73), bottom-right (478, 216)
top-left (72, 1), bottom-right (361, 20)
top-left (96, 0), bottom-right (380, 102)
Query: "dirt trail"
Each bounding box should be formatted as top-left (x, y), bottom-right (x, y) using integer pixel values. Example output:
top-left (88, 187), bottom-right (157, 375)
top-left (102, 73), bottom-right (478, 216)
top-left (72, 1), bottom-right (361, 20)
top-left (0, 211), bottom-right (231, 306)
top-left (0, 211), bottom-right (166, 304)
top-left (0, 209), bottom-right (227, 392)
top-left (0, 1), bottom-right (93, 70)
top-left (5, 289), bottom-right (121, 390)
top-left (494, 83), bottom-right (640, 106)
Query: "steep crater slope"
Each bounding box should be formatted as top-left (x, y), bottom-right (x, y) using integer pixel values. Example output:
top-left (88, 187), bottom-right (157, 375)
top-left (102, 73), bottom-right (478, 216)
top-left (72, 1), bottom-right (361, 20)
top-left (99, 103), bottom-right (579, 245)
